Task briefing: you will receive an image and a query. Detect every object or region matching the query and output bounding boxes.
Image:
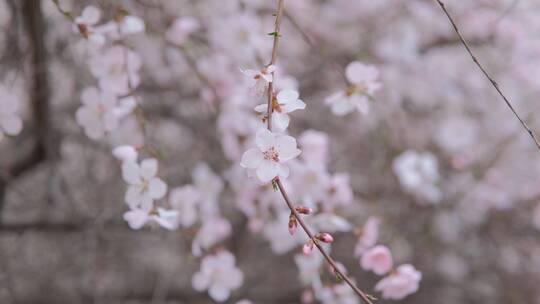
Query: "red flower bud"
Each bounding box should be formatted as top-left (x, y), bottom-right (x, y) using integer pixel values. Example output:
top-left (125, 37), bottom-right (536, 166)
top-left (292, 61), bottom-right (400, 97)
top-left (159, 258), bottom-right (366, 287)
top-left (295, 206), bottom-right (313, 215)
top-left (302, 240), bottom-right (314, 255)
top-left (316, 232), bottom-right (334, 243)
top-left (288, 213), bottom-right (297, 236)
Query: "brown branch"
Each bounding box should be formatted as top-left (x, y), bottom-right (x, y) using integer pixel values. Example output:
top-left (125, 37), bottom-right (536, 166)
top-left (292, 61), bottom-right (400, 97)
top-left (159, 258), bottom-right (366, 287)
top-left (265, 1), bottom-right (374, 303)
top-left (434, 0), bottom-right (540, 151)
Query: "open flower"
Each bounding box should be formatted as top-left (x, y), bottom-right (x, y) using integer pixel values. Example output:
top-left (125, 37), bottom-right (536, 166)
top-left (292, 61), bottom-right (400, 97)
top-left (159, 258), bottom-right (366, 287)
top-left (254, 89), bottom-right (306, 131)
top-left (375, 264), bottom-right (422, 300)
top-left (240, 129), bottom-right (301, 183)
top-left (74, 6), bottom-right (105, 47)
top-left (88, 45), bottom-right (142, 95)
top-left (354, 217), bottom-right (380, 256)
top-left (123, 206), bottom-right (179, 230)
top-left (393, 150), bottom-right (441, 204)
top-left (360, 245), bottom-right (393, 275)
top-left (241, 64), bottom-right (276, 96)
top-left (0, 86), bottom-right (22, 141)
top-left (75, 86), bottom-right (119, 140)
top-left (169, 185), bottom-right (200, 227)
top-left (122, 158), bottom-right (167, 210)
top-left (325, 61), bottom-right (381, 116)
top-left (192, 250), bottom-right (244, 302)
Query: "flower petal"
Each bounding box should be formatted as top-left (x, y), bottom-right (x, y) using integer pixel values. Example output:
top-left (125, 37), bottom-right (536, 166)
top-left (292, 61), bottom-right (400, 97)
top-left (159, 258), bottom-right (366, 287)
top-left (208, 285), bottom-right (231, 302)
top-left (122, 161), bottom-right (141, 184)
top-left (256, 160), bottom-right (279, 183)
top-left (140, 158), bottom-right (158, 180)
top-left (276, 89), bottom-right (299, 104)
top-left (276, 135), bottom-right (301, 161)
top-left (148, 177), bottom-right (167, 199)
top-left (240, 148), bottom-right (263, 169)
top-left (255, 129), bottom-right (275, 151)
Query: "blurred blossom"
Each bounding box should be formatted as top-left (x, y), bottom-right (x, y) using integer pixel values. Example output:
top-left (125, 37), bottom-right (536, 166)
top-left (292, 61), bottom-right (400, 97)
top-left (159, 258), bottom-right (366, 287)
top-left (393, 150), bottom-right (441, 204)
top-left (192, 250), bottom-right (244, 302)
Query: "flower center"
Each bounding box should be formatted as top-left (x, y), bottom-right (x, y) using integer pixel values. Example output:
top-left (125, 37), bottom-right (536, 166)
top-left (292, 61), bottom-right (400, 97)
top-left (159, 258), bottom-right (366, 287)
top-left (263, 147), bottom-right (279, 162)
top-left (140, 179), bottom-right (149, 192)
top-left (345, 83), bottom-right (368, 97)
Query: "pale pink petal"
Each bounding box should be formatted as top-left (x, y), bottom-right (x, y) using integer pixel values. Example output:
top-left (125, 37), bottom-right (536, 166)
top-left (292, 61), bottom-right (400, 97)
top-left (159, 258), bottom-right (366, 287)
top-left (276, 89), bottom-right (299, 104)
top-left (209, 285), bottom-right (230, 302)
top-left (253, 103), bottom-right (267, 113)
top-left (240, 148), bottom-right (263, 169)
top-left (192, 272), bottom-right (210, 291)
top-left (276, 135), bottom-right (301, 161)
top-left (123, 209), bottom-right (148, 229)
top-left (360, 245), bottom-right (393, 275)
top-left (81, 6), bottom-right (101, 25)
top-left (148, 177), bottom-right (167, 199)
top-left (272, 112), bottom-right (290, 132)
top-left (255, 129), bottom-right (275, 151)
top-left (256, 159), bottom-right (279, 183)
top-left (122, 161), bottom-right (141, 184)
top-left (281, 99), bottom-right (306, 113)
top-left (1, 115), bottom-right (22, 135)
top-left (155, 208), bottom-right (179, 230)
top-left (112, 145), bottom-right (138, 163)
top-left (81, 87), bottom-right (100, 105)
top-left (140, 158), bottom-right (158, 180)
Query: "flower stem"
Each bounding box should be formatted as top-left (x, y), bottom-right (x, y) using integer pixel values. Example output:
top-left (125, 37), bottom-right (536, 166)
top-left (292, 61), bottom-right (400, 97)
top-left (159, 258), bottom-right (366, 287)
top-left (265, 1), bottom-right (374, 303)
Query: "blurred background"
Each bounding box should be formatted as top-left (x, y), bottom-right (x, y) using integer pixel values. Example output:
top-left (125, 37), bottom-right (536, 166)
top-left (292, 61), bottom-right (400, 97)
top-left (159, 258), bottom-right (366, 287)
top-left (1, 0), bottom-right (540, 303)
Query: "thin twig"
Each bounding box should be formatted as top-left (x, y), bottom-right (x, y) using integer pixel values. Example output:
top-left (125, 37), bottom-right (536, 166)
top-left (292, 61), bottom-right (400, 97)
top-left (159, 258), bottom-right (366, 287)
top-left (435, 0), bottom-right (540, 151)
top-left (266, 1), bottom-right (374, 303)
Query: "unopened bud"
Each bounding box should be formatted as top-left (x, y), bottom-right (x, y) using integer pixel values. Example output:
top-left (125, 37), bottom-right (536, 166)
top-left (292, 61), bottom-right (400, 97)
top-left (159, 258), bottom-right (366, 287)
top-left (302, 240), bottom-right (314, 255)
top-left (295, 206), bottom-right (313, 215)
top-left (288, 214), bottom-right (297, 236)
top-left (315, 232), bottom-right (334, 243)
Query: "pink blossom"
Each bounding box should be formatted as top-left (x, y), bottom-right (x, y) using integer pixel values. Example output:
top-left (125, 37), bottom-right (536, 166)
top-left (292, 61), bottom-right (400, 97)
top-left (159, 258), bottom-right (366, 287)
top-left (169, 185), bottom-right (201, 227)
top-left (121, 158), bottom-right (167, 210)
top-left (192, 251), bottom-right (244, 302)
top-left (299, 130), bottom-right (329, 167)
top-left (325, 61), bottom-right (381, 116)
top-left (123, 207), bottom-right (179, 230)
top-left (360, 245), bottom-right (393, 275)
top-left (166, 17), bottom-right (200, 45)
top-left (254, 89), bottom-right (306, 132)
top-left (240, 129), bottom-right (301, 183)
top-left (88, 46), bottom-right (142, 95)
top-left (354, 217), bottom-right (380, 256)
top-left (75, 87), bottom-right (119, 139)
top-left (375, 264), bottom-right (422, 300)
top-left (241, 65), bottom-right (276, 96)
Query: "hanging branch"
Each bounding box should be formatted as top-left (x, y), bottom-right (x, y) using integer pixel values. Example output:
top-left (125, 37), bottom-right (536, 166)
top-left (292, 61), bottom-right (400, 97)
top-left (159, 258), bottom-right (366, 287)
top-left (265, 1), bottom-right (374, 303)
top-left (434, 0), bottom-right (540, 151)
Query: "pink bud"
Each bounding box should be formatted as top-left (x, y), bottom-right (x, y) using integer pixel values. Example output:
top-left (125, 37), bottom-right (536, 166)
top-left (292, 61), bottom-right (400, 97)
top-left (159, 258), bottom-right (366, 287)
top-left (316, 232), bottom-right (334, 243)
top-left (302, 240), bottom-right (314, 255)
top-left (288, 214), bottom-right (297, 236)
top-left (295, 206), bottom-right (313, 215)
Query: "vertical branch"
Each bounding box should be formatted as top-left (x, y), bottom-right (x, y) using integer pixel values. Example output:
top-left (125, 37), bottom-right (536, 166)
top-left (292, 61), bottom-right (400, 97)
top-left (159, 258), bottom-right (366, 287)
top-left (265, 0), bottom-right (284, 131)
top-left (434, 0), bottom-right (540, 151)
top-left (265, 1), bottom-right (374, 303)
